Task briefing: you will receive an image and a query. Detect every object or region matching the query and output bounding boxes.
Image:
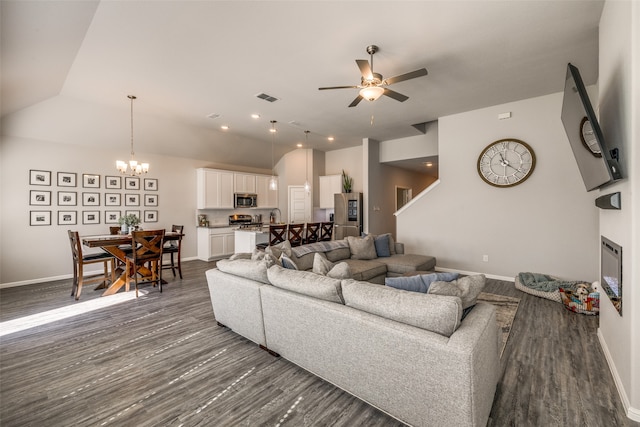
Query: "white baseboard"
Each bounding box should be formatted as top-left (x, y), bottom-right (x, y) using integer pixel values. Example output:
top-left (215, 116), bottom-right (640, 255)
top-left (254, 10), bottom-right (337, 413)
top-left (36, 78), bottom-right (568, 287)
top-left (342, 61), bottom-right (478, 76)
top-left (0, 256), bottom-right (200, 289)
top-left (597, 328), bottom-right (640, 422)
top-left (434, 266), bottom-right (515, 282)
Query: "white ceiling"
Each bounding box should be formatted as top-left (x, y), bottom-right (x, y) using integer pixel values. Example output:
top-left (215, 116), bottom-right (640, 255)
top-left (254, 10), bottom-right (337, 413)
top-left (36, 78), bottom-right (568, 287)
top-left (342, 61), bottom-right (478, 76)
top-left (0, 0), bottom-right (604, 170)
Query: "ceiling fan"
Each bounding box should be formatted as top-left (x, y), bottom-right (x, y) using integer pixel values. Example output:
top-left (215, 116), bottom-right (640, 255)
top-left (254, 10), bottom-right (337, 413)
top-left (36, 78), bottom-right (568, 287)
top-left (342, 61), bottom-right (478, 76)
top-left (319, 45), bottom-right (428, 107)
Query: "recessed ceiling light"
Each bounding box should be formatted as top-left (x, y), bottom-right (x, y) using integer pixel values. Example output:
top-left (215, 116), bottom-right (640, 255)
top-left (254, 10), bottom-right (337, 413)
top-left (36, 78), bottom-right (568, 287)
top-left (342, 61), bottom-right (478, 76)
top-left (221, 125), bottom-right (229, 130)
top-left (251, 114), bottom-right (260, 119)
top-left (327, 136), bottom-right (335, 141)
top-left (424, 162), bottom-right (433, 167)
top-left (296, 143), bottom-right (303, 148)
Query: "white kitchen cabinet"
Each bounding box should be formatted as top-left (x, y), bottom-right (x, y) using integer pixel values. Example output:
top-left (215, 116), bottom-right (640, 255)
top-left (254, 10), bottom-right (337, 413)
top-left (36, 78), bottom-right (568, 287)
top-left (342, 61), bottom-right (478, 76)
top-left (256, 175), bottom-right (278, 208)
top-left (319, 174), bottom-right (342, 208)
top-left (197, 168), bottom-right (234, 209)
top-left (234, 229), bottom-right (269, 253)
top-left (197, 227), bottom-right (235, 261)
top-left (234, 173), bottom-right (257, 194)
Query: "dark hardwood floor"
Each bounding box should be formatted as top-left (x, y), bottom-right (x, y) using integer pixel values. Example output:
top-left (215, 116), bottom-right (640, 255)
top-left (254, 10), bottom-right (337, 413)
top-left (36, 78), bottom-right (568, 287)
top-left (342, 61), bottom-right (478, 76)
top-left (0, 260), bottom-right (636, 426)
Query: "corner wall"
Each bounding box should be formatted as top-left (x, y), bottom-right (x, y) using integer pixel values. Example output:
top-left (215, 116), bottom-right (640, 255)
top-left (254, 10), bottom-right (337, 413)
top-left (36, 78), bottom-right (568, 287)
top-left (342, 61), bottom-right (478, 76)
top-left (397, 92), bottom-right (599, 281)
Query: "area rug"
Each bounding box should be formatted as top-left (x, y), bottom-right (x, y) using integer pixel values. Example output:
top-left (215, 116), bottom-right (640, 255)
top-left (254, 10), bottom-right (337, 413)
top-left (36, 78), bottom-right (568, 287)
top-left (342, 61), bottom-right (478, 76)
top-left (477, 292), bottom-right (520, 357)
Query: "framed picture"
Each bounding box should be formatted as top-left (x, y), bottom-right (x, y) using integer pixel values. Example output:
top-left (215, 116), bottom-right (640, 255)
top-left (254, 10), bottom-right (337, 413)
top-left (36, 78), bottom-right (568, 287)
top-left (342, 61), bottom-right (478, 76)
top-left (82, 210), bottom-right (100, 225)
top-left (125, 177), bottom-right (140, 190)
top-left (58, 211), bottom-right (77, 226)
top-left (83, 174), bottom-right (100, 188)
top-left (82, 192), bottom-right (100, 206)
top-left (30, 190), bottom-right (51, 206)
top-left (30, 170), bottom-right (51, 186)
top-left (57, 172), bottom-right (77, 187)
top-left (105, 176), bottom-right (122, 189)
top-left (125, 210), bottom-right (140, 222)
top-left (144, 178), bottom-right (158, 191)
top-left (57, 191), bottom-right (77, 206)
top-left (105, 210), bottom-right (121, 224)
top-left (30, 210), bottom-right (51, 226)
top-left (144, 194), bottom-right (158, 206)
top-left (144, 210), bottom-right (158, 223)
top-left (105, 193), bottom-right (121, 206)
top-left (125, 193), bottom-right (140, 206)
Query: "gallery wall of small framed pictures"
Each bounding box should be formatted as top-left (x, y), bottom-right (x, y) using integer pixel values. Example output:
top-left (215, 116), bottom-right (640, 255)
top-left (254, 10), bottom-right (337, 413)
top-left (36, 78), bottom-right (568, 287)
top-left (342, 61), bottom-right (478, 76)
top-left (27, 169), bottom-right (159, 227)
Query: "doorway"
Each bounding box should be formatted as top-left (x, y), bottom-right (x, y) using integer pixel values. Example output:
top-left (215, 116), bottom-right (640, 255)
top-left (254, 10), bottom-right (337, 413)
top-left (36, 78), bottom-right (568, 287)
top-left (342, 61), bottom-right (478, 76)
top-left (395, 186), bottom-right (412, 211)
top-left (288, 185), bottom-right (311, 223)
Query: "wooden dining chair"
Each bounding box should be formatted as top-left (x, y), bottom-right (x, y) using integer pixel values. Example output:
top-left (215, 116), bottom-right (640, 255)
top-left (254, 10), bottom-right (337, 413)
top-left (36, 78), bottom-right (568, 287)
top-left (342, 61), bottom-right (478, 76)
top-left (67, 230), bottom-right (116, 300)
top-left (305, 222), bottom-right (321, 244)
top-left (287, 223), bottom-right (305, 247)
top-left (269, 224), bottom-right (288, 246)
top-left (320, 222), bottom-right (334, 241)
top-left (162, 225), bottom-right (184, 279)
top-left (125, 229), bottom-right (165, 297)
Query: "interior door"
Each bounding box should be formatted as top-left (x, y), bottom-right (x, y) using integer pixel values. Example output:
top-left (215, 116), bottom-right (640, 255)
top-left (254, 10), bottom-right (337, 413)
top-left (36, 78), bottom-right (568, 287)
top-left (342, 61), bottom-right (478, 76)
top-left (288, 186), bottom-right (310, 223)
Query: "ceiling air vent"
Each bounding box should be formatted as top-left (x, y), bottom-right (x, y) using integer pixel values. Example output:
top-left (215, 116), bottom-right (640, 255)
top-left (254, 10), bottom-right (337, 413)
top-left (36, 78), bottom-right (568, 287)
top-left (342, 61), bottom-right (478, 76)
top-left (255, 92), bottom-right (279, 103)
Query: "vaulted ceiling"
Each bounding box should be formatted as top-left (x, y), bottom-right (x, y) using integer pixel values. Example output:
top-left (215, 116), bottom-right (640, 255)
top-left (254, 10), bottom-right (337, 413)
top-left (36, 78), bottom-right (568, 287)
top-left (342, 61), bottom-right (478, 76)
top-left (1, 1), bottom-right (604, 170)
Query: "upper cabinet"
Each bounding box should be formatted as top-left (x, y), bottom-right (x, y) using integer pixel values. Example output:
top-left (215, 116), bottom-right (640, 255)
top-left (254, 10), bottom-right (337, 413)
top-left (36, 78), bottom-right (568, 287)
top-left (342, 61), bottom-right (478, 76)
top-left (234, 173), bottom-right (257, 194)
top-left (197, 168), bottom-right (234, 209)
top-left (256, 175), bottom-right (278, 208)
top-left (319, 174), bottom-right (342, 208)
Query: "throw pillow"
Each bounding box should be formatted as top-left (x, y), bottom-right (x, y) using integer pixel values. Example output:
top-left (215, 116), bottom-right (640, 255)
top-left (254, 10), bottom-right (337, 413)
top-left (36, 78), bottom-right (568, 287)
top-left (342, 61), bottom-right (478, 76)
top-left (347, 235), bottom-right (377, 260)
top-left (326, 262), bottom-right (352, 280)
top-left (374, 234), bottom-right (391, 257)
top-left (385, 272), bottom-right (460, 293)
top-left (388, 234), bottom-right (396, 255)
top-left (280, 253), bottom-right (299, 270)
top-left (266, 240), bottom-right (292, 260)
top-left (251, 248), bottom-right (265, 260)
top-left (312, 252), bottom-right (334, 275)
top-left (428, 274), bottom-right (486, 309)
top-left (385, 275), bottom-right (429, 293)
top-left (229, 252), bottom-right (251, 260)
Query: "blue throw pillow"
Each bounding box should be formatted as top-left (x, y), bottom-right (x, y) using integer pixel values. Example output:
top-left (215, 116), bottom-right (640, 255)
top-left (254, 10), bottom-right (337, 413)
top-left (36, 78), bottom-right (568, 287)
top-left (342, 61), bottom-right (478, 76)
top-left (280, 254), bottom-right (299, 270)
top-left (374, 234), bottom-right (391, 257)
top-left (385, 275), bottom-right (428, 293)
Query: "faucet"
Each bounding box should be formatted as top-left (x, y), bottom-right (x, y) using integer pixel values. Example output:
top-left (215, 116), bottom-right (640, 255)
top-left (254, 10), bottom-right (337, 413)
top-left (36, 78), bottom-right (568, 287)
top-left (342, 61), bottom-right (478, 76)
top-left (270, 208), bottom-right (281, 224)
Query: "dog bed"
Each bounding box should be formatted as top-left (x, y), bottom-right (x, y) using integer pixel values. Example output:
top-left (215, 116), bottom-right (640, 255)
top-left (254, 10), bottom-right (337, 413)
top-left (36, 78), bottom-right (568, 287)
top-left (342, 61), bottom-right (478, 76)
top-left (515, 274), bottom-right (562, 303)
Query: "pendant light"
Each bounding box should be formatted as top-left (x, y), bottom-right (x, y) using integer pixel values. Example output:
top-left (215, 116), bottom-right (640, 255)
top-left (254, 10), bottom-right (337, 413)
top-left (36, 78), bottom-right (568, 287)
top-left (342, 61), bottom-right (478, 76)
top-left (303, 130), bottom-right (311, 193)
top-left (269, 120), bottom-right (278, 190)
top-left (116, 95), bottom-right (149, 175)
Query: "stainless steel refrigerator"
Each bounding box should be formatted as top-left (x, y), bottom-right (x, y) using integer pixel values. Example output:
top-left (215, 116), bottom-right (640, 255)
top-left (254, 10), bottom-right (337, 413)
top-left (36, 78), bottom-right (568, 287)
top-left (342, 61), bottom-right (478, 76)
top-left (334, 192), bottom-right (363, 240)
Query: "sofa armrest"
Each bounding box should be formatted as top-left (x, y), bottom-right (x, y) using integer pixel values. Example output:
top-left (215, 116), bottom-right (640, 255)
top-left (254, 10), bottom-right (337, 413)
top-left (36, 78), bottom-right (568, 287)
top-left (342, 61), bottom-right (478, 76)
top-left (394, 242), bottom-right (404, 254)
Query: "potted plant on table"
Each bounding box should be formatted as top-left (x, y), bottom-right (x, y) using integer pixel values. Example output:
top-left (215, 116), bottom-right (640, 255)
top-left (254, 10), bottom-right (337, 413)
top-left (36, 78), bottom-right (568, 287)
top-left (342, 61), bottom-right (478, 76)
top-left (118, 214), bottom-right (140, 234)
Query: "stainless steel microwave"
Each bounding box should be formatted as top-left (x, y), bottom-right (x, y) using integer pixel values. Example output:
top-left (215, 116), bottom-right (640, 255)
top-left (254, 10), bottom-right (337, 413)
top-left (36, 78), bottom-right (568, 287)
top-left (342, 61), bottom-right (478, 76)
top-left (234, 193), bottom-right (257, 208)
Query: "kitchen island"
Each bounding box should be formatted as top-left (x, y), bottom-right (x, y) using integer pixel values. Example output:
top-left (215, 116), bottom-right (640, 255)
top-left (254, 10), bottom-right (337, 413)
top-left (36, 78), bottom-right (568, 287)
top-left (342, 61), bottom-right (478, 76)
top-left (234, 228), bottom-right (269, 253)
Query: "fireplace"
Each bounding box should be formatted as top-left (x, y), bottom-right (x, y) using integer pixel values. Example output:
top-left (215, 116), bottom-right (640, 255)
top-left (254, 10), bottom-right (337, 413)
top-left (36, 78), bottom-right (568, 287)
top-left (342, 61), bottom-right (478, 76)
top-left (601, 236), bottom-right (622, 315)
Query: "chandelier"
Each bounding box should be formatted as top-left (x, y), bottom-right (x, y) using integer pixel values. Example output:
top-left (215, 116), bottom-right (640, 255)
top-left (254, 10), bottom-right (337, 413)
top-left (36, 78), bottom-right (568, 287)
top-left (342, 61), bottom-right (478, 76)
top-left (269, 120), bottom-right (278, 191)
top-left (116, 95), bottom-right (149, 176)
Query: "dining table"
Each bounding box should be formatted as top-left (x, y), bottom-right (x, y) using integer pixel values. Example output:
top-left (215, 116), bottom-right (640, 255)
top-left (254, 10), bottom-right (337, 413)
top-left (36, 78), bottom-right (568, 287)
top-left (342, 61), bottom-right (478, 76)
top-left (82, 231), bottom-right (184, 296)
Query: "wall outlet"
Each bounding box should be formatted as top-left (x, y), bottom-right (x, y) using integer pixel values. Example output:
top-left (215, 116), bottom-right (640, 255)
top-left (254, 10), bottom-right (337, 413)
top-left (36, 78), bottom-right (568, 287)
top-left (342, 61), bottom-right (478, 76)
top-left (482, 254), bottom-right (489, 262)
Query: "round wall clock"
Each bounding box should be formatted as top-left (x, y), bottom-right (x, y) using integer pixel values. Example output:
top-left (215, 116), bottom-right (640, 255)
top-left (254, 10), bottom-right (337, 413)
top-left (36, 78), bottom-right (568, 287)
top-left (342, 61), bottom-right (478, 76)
top-left (477, 138), bottom-right (536, 187)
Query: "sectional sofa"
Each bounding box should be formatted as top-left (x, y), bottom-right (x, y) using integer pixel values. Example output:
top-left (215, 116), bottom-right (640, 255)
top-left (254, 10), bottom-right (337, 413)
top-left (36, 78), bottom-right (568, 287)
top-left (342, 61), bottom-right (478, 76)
top-left (205, 237), bottom-right (500, 427)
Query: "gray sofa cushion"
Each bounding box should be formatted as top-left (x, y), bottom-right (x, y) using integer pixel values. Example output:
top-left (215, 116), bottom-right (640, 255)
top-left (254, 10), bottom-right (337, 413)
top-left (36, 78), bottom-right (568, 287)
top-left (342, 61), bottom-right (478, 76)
top-left (325, 247), bottom-right (351, 262)
top-left (216, 258), bottom-right (270, 284)
top-left (375, 253), bottom-right (436, 274)
top-left (347, 235), bottom-right (377, 260)
top-left (428, 274), bottom-right (486, 309)
top-left (342, 259), bottom-right (387, 281)
top-left (267, 265), bottom-right (345, 304)
top-left (341, 280), bottom-right (463, 337)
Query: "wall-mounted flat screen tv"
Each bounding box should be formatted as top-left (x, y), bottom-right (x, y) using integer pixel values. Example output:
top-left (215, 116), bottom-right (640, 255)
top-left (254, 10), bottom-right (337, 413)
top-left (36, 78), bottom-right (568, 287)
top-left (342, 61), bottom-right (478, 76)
top-left (561, 63), bottom-right (621, 191)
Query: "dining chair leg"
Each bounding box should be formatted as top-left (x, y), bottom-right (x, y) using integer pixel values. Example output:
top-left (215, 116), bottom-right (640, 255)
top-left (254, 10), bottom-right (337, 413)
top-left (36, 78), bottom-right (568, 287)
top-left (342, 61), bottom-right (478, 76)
top-left (176, 253), bottom-right (182, 280)
top-left (75, 264), bottom-right (84, 300)
top-left (71, 263), bottom-right (78, 297)
top-left (169, 253), bottom-right (176, 277)
top-left (125, 260), bottom-right (131, 293)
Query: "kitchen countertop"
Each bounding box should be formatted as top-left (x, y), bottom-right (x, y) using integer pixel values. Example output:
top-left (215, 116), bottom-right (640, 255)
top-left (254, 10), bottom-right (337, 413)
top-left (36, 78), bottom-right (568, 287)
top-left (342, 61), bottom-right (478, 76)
top-left (197, 224), bottom-right (234, 229)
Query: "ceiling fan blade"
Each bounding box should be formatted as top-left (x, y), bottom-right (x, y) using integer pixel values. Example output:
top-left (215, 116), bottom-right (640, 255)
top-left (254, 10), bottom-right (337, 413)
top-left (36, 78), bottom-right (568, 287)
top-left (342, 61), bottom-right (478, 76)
top-left (348, 95), bottom-right (364, 107)
top-left (318, 85), bottom-right (359, 90)
top-left (356, 59), bottom-right (373, 80)
top-left (384, 68), bottom-right (428, 85)
top-left (383, 88), bottom-right (409, 102)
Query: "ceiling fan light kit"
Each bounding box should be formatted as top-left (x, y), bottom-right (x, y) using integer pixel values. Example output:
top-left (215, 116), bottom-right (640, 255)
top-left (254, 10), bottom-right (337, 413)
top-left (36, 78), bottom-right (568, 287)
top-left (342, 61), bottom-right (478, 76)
top-left (319, 44), bottom-right (428, 108)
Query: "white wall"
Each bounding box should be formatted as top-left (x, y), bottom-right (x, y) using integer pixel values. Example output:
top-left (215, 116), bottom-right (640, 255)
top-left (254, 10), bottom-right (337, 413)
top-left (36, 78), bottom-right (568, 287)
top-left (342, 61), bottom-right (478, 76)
top-left (325, 146), bottom-right (363, 193)
top-left (397, 92), bottom-right (600, 281)
top-left (0, 136), bottom-right (272, 285)
top-left (597, 0), bottom-right (639, 420)
top-left (379, 122), bottom-right (438, 162)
